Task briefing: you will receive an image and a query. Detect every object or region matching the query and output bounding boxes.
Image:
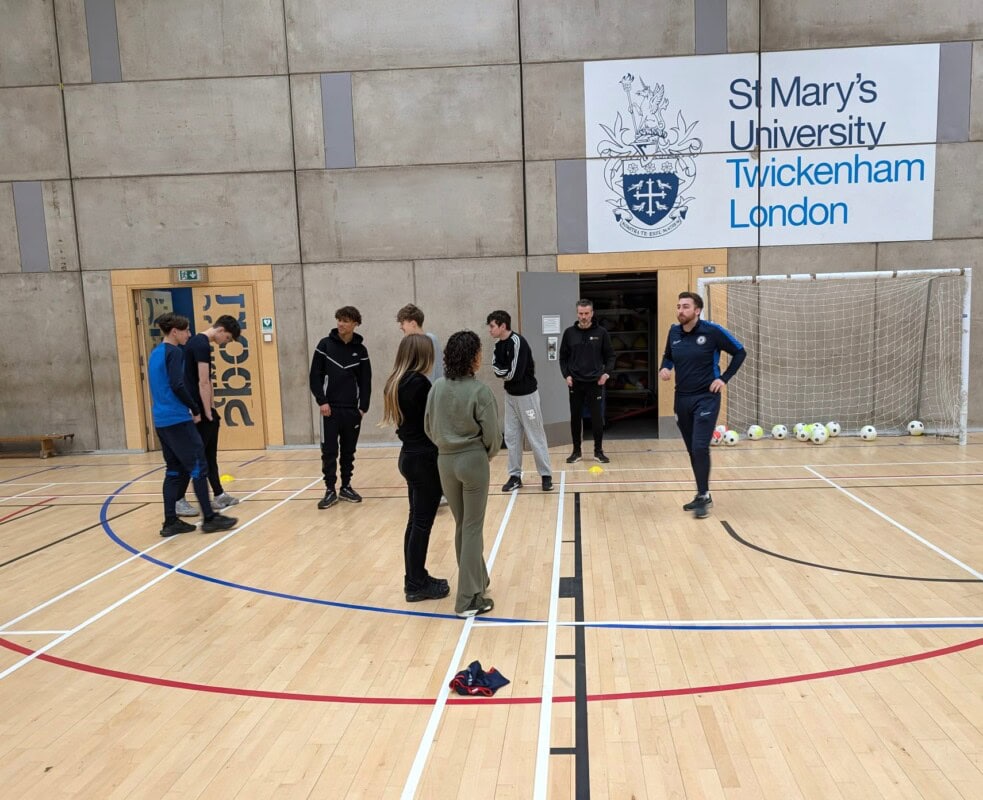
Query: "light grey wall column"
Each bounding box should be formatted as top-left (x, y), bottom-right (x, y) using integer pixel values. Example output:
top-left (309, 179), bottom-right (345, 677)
top-left (84, 0), bottom-right (122, 83)
top-left (12, 181), bottom-right (49, 273)
top-left (320, 73), bottom-right (356, 169)
top-left (695, 0), bottom-right (729, 55)
top-left (555, 159), bottom-right (588, 254)
top-left (937, 41), bottom-right (972, 143)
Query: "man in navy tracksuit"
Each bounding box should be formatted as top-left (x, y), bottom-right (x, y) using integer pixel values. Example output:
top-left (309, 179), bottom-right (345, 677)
top-left (659, 292), bottom-right (746, 519)
top-left (148, 313), bottom-right (238, 537)
top-left (309, 306), bottom-right (372, 509)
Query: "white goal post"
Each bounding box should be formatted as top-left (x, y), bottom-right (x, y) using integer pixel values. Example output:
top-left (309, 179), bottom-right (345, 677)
top-left (697, 269), bottom-right (972, 445)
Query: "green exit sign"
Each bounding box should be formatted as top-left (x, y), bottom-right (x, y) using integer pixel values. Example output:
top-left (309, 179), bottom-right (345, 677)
top-left (173, 267), bottom-right (207, 283)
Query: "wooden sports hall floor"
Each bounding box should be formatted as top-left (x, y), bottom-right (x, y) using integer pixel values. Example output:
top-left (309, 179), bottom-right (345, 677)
top-left (0, 435), bottom-right (980, 799)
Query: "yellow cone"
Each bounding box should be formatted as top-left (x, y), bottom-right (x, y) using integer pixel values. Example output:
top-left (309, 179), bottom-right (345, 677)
top-left (588, 465), bottom-right (603, 474)
top-left (220, 474), bottom-right (234, 483)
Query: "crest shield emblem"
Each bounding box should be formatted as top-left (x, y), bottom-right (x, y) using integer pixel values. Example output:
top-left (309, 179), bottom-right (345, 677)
top-left (621, 173), bottom-right (679, 227)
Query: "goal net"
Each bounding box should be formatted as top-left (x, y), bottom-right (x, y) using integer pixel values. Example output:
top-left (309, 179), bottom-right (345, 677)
top-left (698, 269), bottom-right (971, 443)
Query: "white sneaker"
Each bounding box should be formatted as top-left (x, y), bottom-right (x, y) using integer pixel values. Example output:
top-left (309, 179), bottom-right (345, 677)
top-left (439, 496), bottom-right (448, 507)
top-left (213, 492), bottom-right (239, 509)
top-left (175, 498), bottom-right (199, 517)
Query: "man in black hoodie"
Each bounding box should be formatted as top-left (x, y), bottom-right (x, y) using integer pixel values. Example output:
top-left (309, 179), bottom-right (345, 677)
top-left (310, 306), bottom-right (372, 509)
top-left (559, 299), bottom-right (615, 464)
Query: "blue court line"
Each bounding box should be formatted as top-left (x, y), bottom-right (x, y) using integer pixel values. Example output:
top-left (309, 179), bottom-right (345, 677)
top-left (97, 472), bottom-right (983, 632)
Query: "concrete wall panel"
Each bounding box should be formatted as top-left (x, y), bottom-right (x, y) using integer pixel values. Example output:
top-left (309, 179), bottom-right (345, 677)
top-left (353, 66), bottom-right (521, 166)
top-left (272, 263), bottom-right (314, 445)
top-left (297, 163), bottom-right (524, 262)
top-left (285, 0), bottom-right (518, 72)
top-left (290, 74), bottom-right (326, 170)
top-left (526, 256), bottom-right (557, 273)
top-left (0, 272), bottom-right (96, 449)
top-left (761, 0), bottom-right (983, 49)
top-left (302, 260), bottom-right (415, 442)
top-left (520, 0), bottom-right (694, 62)
top-left (76, 172), bottom-right (300, 269)
top-left (727, 246), bottom-right (759, 277)
top-left (53, 0), bottom-right (92, 84)
top-left (728, 0), bottom-right (761, 52)
top-left (43, 180), bottom-right (80, 272)
top-left (414, 256), bottom-right (526, 399)
top-left (526, 161), bottom-right (557, 256)
top-left (935, 143), bottom-right (983, 239)
top-left (80, 269), bottom-right (125, 448)
top-left (0, 0), bottom-right (60, 87)
top-left (971, 42), bottom-right (983, 141)
top-left (65, 78), bottom-right (293, 177)
top-left (0, 184), bottom-right (20, 273)
top-left (523, 62), bottom-right (585, 161)
top-left (115, 0), bottom-right (287, 80)
top-left (758, 244), bottom-right (877, 275)
top-left (0, 87), bottom-right (68, 181)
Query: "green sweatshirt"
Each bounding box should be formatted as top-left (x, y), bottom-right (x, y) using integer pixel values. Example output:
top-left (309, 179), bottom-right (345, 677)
top-left (424, 376), bottom-right (502, 458)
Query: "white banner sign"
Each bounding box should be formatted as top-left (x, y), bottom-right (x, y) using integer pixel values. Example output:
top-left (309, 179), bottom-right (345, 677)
top-left (584, 44), bottom-right (940, 252)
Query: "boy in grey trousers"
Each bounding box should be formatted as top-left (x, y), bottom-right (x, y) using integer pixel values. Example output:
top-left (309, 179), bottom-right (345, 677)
top-left (487, 311), bottom-right (553, 493)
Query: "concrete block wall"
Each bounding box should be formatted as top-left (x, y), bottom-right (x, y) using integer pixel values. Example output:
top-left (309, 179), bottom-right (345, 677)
top-left (1, 0), bottom-right (982, 449)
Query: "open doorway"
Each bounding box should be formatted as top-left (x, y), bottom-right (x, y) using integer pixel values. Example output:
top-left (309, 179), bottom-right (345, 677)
top-left (579, 272), bottom-right (659, 439)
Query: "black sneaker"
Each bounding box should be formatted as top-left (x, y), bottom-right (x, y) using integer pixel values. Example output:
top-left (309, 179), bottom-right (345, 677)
top-left (542, 476), bottom-right (553, 491)
top-left (160, 519), bottom-right (196, 538)
top-left (691, 495), bottom-right (712, 519)
top-left (502, 475), bottom-right (522, 492)
top-left (683, 493), bottom-right (713, 511)
top-left (201, 513), bottom-right (237, 533)
top-left (594, 450), bottom-right (610, 464)
top-left (565, 450), bottom-right (582, 464)
top-left (456, 595), bottom-right (495, 618)
top-left (317, 489), bottom-right (338, 509)
top-left (339, 485), bottom-right (362, 503)
top-left (406, 577), bottom-right (451, 603)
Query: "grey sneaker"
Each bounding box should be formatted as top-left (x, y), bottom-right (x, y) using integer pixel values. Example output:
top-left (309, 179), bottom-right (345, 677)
top-left (456, 595), bottom-right (494, 618)
top-left (683, 494), bottom-right (713, 511)
top-left (175, 498), bottom-right (199, 517)
top-left (213, 492), bottom-right (239, 509)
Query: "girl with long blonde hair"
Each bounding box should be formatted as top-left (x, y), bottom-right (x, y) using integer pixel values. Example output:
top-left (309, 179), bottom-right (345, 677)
top-left (381, 334), bottom-right (449, 602)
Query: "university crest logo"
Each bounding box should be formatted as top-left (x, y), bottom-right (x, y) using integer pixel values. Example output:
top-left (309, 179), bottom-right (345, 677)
top-left (597, 74), bottom-right (703, 239)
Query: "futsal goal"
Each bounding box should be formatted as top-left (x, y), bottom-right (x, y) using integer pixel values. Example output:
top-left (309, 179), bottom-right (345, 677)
top-left (697, 269), bottom-right (972, 444)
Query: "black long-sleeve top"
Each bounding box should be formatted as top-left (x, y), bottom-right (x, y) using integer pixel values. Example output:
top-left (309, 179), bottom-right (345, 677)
top-left (492, 332), bottom-right (538, 396)
top-left (395, 371), bottom-right (438, 454)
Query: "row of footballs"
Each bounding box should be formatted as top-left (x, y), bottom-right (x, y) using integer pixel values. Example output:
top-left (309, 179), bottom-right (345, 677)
top-left (712, 420), bottom-right (926, 446)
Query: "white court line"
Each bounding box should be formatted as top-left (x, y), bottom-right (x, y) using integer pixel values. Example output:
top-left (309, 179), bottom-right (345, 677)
top-left (0, 631), bottom-right (70, 636)
top-left (477, 616), bottom-right (983, 629)
top-left (0, 477), bottom-right (297, 672)
top-left (805, 466), bottom-right (983, 580)
top-left (533, 472), bottom-right (566, 800)
top-left (0, 483), bottom-right (57, 503)
top-left (0, 477), bottom-right (282, 633)
top-left (400, 488), bottom-right (521, 800)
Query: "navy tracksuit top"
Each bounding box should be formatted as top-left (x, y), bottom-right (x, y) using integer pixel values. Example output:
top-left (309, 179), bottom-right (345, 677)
top-left (661, 319), bottom-right (746, 395)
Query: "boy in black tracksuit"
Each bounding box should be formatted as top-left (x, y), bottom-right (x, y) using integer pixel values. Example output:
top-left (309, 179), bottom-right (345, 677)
top-left (559, 300), bottom-right (616, 463)
top-left (309, 306), bottom-right (372, 509)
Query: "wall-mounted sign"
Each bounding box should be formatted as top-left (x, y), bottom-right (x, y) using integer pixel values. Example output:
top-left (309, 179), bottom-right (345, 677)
top-left (174, 267), bottom-right (207, 283)
top-left (585, 44), bottom-right (940, 252)
top-left (261, 317), bottom-right (273, 332)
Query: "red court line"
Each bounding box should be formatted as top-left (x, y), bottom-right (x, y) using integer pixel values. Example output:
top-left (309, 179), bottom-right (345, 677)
top-left (1, 635), bottom-right (979, 706)
top-left (0, 497), bottom-right (56, 524)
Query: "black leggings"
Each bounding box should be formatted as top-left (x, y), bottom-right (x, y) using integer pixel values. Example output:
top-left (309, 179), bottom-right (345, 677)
top-left (674, 391), bottom-right (721, 496)
top-left (398, 448), bottom-right (443, 590)
top-left (568, 380), bottom-right (604, 451)
top-left (157, 421), bottom-right (213, 521)
top-left (179, 412), bottom-right (223, 498)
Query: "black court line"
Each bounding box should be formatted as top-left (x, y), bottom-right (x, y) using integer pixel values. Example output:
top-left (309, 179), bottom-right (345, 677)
top-left (0, 504), bottom-right (148, 570)
top-left (722, 520), bottom-right (982, 583)
top-left (0, 505), bottom-right (52, 527)
top-left (552, 492), bottom-right (590, 797)
top-left (0, 465), bottom-right (60, 484)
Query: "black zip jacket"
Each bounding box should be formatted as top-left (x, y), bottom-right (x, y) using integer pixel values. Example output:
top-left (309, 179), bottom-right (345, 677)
top-left (309, 329), bottom-right (372, 411)
top-left (559, 319), bottom-right (616, 382)
top-left (492, 332), bottom-right (538, 396)
top-left (395, 372), bottom-right (438, 454)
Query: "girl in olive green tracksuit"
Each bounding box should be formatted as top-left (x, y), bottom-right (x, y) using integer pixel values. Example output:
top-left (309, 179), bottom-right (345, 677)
top-left (424, 330), bottom-right (502, 617)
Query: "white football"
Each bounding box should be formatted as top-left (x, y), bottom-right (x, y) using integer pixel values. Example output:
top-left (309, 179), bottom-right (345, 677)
top-left (907, 420), bottom-right (925, 436)
top-left (771, 424), bottom-right (788, 440)
top-left (860, 425), bottom-right (877, 441)
top-left (810, 424), bottom-right (828, 444)
top-left (827, 421), bottom-right (841, 437)
top-left (747, 425), bottom-right (764, 440)
top-left (723, 430), bottom-right (739, 446)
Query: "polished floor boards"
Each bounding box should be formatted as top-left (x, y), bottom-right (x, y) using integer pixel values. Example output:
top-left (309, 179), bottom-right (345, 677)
top-left (0, 437), bottom-right (981, 798)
